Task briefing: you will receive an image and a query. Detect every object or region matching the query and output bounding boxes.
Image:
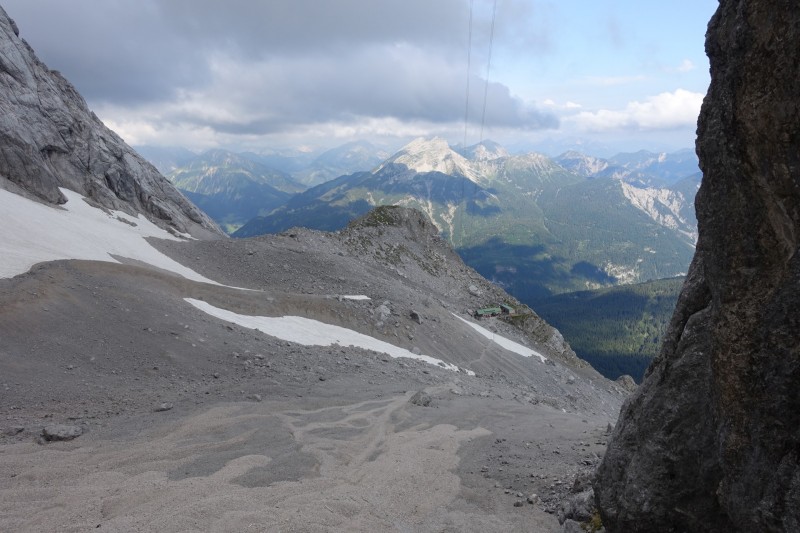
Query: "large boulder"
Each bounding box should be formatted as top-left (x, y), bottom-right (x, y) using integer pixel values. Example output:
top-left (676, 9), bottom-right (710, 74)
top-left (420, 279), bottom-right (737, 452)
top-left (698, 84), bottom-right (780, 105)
top-left (594, 1), bottom-right (800, 531)
top-left (0, 7), bottom-right (220, 238)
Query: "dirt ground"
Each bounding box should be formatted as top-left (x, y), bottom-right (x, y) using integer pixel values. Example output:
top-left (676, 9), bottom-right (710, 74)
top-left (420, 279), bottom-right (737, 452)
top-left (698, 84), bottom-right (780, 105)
top-left (0, 231), bottom-right (626, 532)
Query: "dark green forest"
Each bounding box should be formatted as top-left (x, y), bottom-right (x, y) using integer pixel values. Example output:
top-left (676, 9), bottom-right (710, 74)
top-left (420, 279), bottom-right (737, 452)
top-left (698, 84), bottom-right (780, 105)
top-left (531, 276), bottom-right (685, 382)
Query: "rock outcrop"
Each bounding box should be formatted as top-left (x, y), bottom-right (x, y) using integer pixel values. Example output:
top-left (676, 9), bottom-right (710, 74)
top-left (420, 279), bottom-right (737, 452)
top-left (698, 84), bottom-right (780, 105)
top-left (0, 7), bottom-right (220, 237)
top-left (594, 1), bottom-right (800, 531)
top-left (342, 205), bottom-right (586, 365)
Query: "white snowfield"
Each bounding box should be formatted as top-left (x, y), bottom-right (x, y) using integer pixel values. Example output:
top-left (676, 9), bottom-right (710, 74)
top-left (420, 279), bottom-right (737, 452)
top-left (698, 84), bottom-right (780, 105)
top-left (454, 314), bottom-right (547, 363)
top-left (0, 187), bottom-right (220, 283)
top-left (341, 295), bottom-right (371, 300)
top-left (186, 298), bottom-right (475, 376)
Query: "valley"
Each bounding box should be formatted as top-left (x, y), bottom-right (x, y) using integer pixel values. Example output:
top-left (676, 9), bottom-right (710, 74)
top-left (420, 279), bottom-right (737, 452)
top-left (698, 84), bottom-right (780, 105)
top-left (0, 195), bottom-right (627, 532)
top-left (533, 277), bottom-right (685, 382)
top-left (3, 1), bottom-right (762, 530)
top-left (166, 136), bottom-right (700, 381)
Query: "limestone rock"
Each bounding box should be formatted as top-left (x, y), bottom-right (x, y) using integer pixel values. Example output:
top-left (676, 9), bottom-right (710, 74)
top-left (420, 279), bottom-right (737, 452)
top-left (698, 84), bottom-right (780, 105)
top-left (594, 1), bottom-right (800, 531)
top-left (0, 7), bottom-right (220, 238)
top-left (613, 374), bottom-right (636, 393)
top-left (42, 424), bottom-right (83, 441)
top-left (409, 391), bottom-right (432, 407)
top-left (557, 488), bottom-right (594, 525)
top-left (561, 520), bottom-right (585, 533)
top-left (154, 402), bottom-right (174, 412)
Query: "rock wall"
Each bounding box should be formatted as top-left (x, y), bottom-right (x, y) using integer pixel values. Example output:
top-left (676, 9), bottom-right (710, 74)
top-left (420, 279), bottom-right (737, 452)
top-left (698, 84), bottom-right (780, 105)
top-left (0, 7), bottom-right (220, 237)
top-left (594, 1), bottom-right (800, 531)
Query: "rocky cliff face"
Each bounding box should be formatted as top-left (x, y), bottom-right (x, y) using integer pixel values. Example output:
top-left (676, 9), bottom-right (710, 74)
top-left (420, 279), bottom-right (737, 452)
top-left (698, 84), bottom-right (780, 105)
top-left (0, 7), bottom-right (220, 237)
top-left (594, 1), bottom-right (800, 531)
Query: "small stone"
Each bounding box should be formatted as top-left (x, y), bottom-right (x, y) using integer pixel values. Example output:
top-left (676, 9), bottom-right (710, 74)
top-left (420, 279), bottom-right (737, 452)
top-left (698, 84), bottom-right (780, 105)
top-left (409, 391), bottom-right (432, 407)
top-left (248, 394), bottom-right (262, 402)
top-left (561, 519), bottom-right (585, 533)
top-left (155, 402), bottom-right (173, 412)
top-left (42, 424), bottom-right (83, 441)
top-left (513, 500), bottom-right (524, 507)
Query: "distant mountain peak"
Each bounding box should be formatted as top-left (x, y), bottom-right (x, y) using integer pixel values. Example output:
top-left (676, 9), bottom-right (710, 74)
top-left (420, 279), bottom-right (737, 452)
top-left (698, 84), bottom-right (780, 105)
top-left (377, 137), bottom-right (482, 182)
top-left (465, 140), bottom-right (509, 162)
top-left (555, 151), bottom-right (610, 177)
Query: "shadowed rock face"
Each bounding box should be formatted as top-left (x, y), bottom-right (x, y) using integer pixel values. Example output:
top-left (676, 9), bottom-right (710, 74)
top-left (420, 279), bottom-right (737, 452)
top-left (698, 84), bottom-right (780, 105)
top-left (0, 7), bottom-right (220, 238)
top-left (594, 1), bottom-right (800, 531)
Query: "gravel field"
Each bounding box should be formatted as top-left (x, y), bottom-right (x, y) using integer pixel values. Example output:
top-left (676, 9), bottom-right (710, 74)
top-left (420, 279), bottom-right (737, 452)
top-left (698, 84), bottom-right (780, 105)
top-left (0, 212), bottom-right (627, 532)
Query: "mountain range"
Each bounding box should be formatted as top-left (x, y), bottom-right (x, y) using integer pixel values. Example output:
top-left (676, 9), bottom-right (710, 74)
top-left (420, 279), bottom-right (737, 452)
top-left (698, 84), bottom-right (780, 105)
top-left (135, 142), bottom-right (391, 233)
top-left (4, 3), bottom-right (797, 531)
top-left (165, 149), bottom-right (305, 233)
top-left (231, 137), bottom-right (700, 300)
top-left (0, 10), bottom-right (626, 530)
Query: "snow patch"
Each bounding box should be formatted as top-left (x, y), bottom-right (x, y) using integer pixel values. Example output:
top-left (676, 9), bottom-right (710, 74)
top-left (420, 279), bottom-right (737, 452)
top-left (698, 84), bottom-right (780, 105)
top-left (342, 295), bottom-right (371, 301)
top-left (453, 314), bottom-right (547, 363)
top-left (0, 187), bottom-right (220, 284)
top-left (187, 299), bottom-right (474, 375)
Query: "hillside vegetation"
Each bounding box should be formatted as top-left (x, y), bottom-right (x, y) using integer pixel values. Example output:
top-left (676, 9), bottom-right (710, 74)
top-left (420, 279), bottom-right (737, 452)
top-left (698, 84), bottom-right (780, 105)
top-left (234, 139), bottom-right (697, 297)
top-left (532, 277), bottom-right (685, 382)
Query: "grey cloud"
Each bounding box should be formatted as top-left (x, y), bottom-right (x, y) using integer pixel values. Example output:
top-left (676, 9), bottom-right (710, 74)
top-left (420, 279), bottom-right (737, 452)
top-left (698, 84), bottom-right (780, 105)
top-left (4, 0), bottom-right (210, 104)
top-left (3, 0), bottom-right (557, 142)
top-left (159, 0), bottom-right (470, 55)
top-left (158, 47), bottom-right (557, 134)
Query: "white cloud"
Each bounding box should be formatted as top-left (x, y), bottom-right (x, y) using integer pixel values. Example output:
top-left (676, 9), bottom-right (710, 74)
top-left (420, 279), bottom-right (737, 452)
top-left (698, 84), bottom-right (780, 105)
top-left (568, 89), bottom-right (704, 132)
top-left (662, 59), bottom-right (696, 73)
top-left (542, 99), bottom-right (582, 110)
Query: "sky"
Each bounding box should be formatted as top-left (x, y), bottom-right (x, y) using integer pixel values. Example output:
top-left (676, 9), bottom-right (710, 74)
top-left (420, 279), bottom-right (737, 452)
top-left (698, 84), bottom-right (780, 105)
top-left (3, 0), bottom-right (718, 156)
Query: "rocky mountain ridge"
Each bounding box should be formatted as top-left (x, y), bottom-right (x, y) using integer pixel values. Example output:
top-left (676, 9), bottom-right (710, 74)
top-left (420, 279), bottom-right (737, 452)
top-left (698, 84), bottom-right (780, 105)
top-left (0, 6), bottom-right (220, 238)
top-left (375, 136), bottom-right (485, 183)
top-left (0, 9), bottom-right (626, 530)
top-left (234, 137), bottom-right (698, 299)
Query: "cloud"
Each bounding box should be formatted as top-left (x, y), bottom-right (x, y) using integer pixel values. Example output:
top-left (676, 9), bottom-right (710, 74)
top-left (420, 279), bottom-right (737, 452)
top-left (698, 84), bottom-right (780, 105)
top-left (664, 59), bottom-right (696, 73)
top-left (569, 89), bottom-right (704, 132)
top-left (543, 99), bottom-right (582, 110)
top-left (3, 0), bottom-right (556, 149)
